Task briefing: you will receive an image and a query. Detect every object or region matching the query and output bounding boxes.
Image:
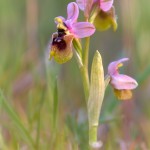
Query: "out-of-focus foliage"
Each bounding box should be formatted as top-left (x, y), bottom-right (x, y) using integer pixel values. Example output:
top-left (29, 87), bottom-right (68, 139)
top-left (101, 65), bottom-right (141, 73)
top-left (0, 0), bottom-right (150, 149)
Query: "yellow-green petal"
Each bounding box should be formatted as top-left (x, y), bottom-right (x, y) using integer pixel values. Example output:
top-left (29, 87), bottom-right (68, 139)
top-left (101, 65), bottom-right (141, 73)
top-left (94, 7), bottom-right (117, 31)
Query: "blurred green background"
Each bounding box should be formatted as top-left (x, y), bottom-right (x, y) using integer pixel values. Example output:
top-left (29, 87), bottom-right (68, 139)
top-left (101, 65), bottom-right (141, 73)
top-left (0, 0), bottom-right (150, 149)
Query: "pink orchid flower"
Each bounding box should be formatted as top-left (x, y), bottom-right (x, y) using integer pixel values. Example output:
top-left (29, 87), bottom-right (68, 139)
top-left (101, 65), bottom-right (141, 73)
top-left (77, 0), bottom-right (117, 31)
top-left (55, 2), bottom-right (95, 38)
top-left (108, 58), bottom-right (138, 100)
top-left (49, 2), bottom-right (95, 64)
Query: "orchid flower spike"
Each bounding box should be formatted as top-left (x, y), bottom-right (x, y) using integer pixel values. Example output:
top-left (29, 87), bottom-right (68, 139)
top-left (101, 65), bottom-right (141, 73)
top-left (108, 58), bottom-right (138, 100)
top-left (49, 2), bottom-right (95, 64)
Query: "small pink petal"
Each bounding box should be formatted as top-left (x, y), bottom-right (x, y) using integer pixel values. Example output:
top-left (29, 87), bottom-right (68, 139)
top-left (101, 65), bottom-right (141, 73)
top-left (84, 0), bottom-right (94, 17)
top-left (76, 0), bottom-right (94, 17)
top-left (76, 0), bottom-right (86, 10)
top-left (72, 22), bottom-right (95, 38)
top-left (108, 58), bottom-right (129, 76)
top-left (67, 2), bottom-right (79, 22)
top-left (111, 74), bottom-right (138, 90)
top-left (100, 0), bottom-right (114, 12)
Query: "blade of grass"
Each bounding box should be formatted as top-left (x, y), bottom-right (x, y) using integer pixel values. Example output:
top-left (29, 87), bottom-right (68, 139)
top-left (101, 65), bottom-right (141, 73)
top-left (35, 88), bottom-right (46, 150)
top-left (0, 131), bottom-right (8, 150)
top-left (0, 90), bottom-right (35, 149)
top-left (53, 77), bottom-right (59, 129)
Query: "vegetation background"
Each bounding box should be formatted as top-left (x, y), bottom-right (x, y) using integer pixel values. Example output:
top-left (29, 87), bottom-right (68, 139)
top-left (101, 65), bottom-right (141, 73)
top-left (0, 0), bottom-right (150, 149)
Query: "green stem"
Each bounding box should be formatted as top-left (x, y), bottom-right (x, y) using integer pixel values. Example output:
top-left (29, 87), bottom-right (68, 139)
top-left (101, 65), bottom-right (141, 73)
top-left (80, 66), bottom-right (90, 102)
top-left (74, 51), bottom-right (89, 102)
top-left (75, 37), bottom-right (91, 102)
top-left (89, 125), bottom-right (103, 150)
top-left (81, 36), bottom-right (91, 102)
top-left (83, 37), bottom-right (90, 68)
top-left (89, 125), bottom-right (97, 145)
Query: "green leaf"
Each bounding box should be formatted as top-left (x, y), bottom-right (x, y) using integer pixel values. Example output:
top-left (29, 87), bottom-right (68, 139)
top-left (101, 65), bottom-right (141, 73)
top-left (88, 50), bottom-right (105, 127)
top-left (88, 51), bottom-right (105, 145)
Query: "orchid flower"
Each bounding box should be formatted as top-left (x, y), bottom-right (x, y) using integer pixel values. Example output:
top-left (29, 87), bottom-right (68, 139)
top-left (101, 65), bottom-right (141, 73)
top-left (76, 0), bottom-right (117, 31)
top-left (93, 0), bottom-right (117, 31)
top-left (49, 2), bottom-right (95, 64)
top-left (108, 58), bottom-right (138, 100)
